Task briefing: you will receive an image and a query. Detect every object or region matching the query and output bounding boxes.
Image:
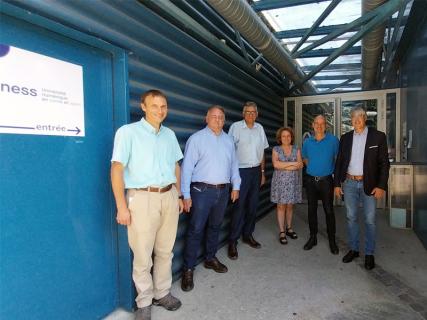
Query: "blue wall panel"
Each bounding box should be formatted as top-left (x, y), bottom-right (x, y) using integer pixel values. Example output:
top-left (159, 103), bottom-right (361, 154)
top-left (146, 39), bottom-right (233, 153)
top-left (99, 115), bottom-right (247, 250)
top-left (399, 17), bottom-right (427, 248)
top-left (0, 10), bottom-right (119, 320)
top-left (3, 0), bottom-right (284, 314)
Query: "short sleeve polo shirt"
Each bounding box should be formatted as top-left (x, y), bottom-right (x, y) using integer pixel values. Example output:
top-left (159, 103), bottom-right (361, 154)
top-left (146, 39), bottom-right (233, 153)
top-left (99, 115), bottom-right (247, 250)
top-left (302, 132), bottom-right (339, 177)
top-left (111, 118), bottom-right (183, 188)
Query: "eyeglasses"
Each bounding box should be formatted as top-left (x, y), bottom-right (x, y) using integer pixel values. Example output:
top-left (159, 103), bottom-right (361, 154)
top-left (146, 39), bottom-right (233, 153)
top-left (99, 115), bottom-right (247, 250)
top-left (244, 111), bottom-right (257, 115)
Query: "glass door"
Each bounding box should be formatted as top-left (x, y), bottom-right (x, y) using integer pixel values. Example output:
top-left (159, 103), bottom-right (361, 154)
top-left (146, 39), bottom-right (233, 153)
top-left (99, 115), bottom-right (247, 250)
top-left (341, 99), bottom-right (378, 135)
top-left (290, 89), bottom-right (401, 207)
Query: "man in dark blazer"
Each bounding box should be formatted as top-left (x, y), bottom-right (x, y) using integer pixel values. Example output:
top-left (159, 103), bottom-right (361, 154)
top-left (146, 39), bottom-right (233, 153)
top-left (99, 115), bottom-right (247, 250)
top-left (334, 106), bottom-right (390, 270)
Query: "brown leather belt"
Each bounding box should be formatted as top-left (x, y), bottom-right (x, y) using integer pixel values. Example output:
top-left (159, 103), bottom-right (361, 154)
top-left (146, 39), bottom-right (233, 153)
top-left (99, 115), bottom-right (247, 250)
top-left (135, 184), bottom-right (172, 193)
top-left (192, 182), bottom-right (227, 189)
top-left (346, 174), bottom-right (363, 181)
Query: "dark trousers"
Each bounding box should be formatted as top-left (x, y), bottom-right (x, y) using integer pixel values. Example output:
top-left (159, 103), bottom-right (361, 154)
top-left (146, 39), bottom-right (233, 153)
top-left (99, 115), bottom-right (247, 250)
top-left (183, 184), bottom-right (230, 270)
top-left (229, 167), bottom-right (261, 244)
top-left (306, 175), bottom-right (336, 239)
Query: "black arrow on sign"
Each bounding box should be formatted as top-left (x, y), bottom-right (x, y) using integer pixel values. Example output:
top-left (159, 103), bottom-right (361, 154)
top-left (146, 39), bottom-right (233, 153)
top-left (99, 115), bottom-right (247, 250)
top-left (67, 126), bottom-right (81, 135)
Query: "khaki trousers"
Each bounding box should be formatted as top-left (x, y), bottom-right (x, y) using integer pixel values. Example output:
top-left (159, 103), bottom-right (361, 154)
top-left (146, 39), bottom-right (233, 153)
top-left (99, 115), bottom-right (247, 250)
top-left (127, 186), bottom-right (179, 308)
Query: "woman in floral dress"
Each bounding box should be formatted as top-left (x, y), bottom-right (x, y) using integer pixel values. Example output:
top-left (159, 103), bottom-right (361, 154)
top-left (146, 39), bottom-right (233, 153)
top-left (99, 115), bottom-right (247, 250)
top-left (271, 127), bottom-right (303, 244)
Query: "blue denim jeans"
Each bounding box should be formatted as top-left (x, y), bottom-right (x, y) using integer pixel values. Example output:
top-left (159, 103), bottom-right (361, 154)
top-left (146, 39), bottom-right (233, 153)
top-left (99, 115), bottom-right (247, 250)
top-left (229, 166), bottom-right (261, 243)
top-left (183, 183), bottom-right (230, 270)
top-left (342, 179), bottom-right (377, 255)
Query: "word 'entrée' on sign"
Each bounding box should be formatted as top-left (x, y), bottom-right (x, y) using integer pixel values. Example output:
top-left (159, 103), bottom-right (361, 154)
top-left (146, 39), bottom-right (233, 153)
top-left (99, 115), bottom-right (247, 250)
top-left (36, 124), bottom-right (66, 132)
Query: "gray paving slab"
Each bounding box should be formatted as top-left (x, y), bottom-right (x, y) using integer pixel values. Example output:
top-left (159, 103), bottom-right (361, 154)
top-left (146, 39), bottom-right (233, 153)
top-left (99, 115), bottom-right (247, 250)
top-left (105, 204), bottom-right (427, 320)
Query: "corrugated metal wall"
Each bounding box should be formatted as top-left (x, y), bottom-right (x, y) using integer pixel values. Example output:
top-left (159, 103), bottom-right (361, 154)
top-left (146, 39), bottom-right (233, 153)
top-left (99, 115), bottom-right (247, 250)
top-left (7, 0), bottom-right (283, 277)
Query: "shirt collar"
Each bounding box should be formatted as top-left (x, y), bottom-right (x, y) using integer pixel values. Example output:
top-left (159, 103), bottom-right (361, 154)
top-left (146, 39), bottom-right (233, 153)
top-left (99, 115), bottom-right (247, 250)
top-left (310, 132), bottom-right (328, 142)
top-left (353, 126), bottom-right (368, 136)
top-left (140, 117), bottom-right (164, 135)
top-left (241, 119), bottom-right (259, 129)
top-left (205, 125), bottom-right (224, 136)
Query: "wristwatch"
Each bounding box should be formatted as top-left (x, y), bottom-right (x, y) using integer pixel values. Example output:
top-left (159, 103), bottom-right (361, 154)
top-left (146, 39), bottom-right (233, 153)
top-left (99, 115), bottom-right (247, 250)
top-left (178, 195), bottom-right (184, 200)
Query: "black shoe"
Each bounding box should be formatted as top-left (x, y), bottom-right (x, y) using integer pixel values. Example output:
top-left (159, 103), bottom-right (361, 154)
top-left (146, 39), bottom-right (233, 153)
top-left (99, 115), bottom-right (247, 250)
top-left (303, 235), bottom-right (317, 250)
top-left (342, 250), bottom-right (359, 263)
top-left (242, 235), bottom-right (261, 249)
top-left (365, 255), bottom-right (375, 270)
top-left (228, 243), bottom-right (238, 260)
top-left (181, 269), bottom-right (194, 292)
top-left (204, 257), bottom-right (228, 273)
top-left (329, 239), bottom-right (339, 255)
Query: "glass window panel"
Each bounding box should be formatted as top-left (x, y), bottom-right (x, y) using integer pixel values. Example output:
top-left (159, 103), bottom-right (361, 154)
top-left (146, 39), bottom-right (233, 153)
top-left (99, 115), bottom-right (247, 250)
top-left (386, 92), bottom-right (397, 162)
top-left (287, 100), bottom-right (295, 129)
top-left (262, 2), bottom-right (332, 31)
top-left (341, 99), bottom-right (377, 135)
top-left (320, 0), bottom-right (361, 27)
top-left (302, 102), bottom-right (335, 138)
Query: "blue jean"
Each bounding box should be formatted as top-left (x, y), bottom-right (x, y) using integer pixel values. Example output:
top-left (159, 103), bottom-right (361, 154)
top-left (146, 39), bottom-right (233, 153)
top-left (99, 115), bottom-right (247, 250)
top-left (229, 166), bottom-right (261, 243)
top-left (183, 184), bottom-right (230, 270)
top-left (342, 179), bottom-right (377, 255)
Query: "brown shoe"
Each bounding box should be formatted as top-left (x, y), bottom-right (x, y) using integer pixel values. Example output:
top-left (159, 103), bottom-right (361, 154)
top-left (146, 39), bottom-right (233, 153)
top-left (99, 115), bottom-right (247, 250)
top-left (204, 257), bottom-right (228, 273)
top-left (181, 269), bottom-right (194, 292)
top-left (152, 293), bottom-right (182, 311)
top-left (228, 243), bottom-right (238, 260)
top-left (242, 235), bottom-right (261, 249)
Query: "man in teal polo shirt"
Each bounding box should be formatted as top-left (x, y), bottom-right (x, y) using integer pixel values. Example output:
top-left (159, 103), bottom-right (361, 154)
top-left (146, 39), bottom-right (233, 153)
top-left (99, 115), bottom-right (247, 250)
top-left (302, 115), bottom-right (339, 255)
top-left (111, 89), bottom-right (184, 320)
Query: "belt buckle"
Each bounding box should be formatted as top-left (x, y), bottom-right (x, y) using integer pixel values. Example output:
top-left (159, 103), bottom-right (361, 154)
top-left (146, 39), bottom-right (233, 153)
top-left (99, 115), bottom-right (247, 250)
top-left (147, 186), bottom-right (161, 193)
top-left (314, 176), bottom-right (320, 182)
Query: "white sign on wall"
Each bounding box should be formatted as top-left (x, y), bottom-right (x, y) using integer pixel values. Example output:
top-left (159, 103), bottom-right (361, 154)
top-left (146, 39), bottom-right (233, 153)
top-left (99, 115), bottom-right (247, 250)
top-left (0, 44), bottom-right (85, 137)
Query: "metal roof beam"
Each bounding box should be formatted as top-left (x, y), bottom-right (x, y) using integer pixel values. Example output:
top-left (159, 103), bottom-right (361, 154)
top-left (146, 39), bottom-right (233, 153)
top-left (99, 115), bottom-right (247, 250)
top-left (316, 82), bottom-right (360, 88)
top-left (324, 79), bottom-right (358, 92)
top-left (140, 0), bottom-right (285, 93)
top-left (288, 0), bottom-right (408, 94)
top-left (313, 75), bottom-right (360, 81)
top-left (298, 46), bottom-right (361, 58)
top-left (293, 6), bottom-right (381, 59)
top-left (275, 16), bottom-right (406, 39)
top-left (291, 0), bottom-right (342, 54)
top-left (276, 24), bottom-right (347, 39)
top-left (234, 30), bottom-right (250, 62)
top-left (302, 63), bottom-right (361, 72)
top-left (252, 0), bottom-right (330, 11)
top-left (381, 2), bottom-right (407, 85)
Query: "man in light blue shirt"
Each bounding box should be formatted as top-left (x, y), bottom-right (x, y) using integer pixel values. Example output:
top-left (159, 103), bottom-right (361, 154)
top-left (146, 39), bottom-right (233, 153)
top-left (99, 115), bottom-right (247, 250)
top-left (180, 106), bottom-right (241, 292)
top-left (227, 101), bottom-right (269, 260)
top-left (111, 90), bottom-right (183, 320)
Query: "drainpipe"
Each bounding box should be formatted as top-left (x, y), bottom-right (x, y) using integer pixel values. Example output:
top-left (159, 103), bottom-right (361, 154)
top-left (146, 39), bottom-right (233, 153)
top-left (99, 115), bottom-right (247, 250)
top-left (362, 0), bottom-right (387, 90)
top-left (206, 0), bottom-right (317, 94)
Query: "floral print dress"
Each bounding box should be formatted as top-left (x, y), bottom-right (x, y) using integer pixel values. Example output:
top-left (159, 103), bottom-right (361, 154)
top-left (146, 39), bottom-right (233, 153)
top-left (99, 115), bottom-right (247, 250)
top-left (270, 145), bottom-right (302, 204)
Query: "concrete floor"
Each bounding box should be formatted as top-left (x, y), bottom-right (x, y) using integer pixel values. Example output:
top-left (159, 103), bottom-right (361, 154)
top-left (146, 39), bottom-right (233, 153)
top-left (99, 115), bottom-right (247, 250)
top-left (106, 204), bottom-right (427, 320)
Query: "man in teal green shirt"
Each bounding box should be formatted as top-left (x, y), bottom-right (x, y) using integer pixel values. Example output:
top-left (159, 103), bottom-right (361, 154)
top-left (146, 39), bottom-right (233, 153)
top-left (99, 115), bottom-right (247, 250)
top-left (111, 90), bottom-right (183, 320)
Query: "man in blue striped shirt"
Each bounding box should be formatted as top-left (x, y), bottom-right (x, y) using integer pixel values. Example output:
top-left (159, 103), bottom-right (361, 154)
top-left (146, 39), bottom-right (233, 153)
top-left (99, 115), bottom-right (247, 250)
top-left (180, 105), bottom-right (241, 292)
